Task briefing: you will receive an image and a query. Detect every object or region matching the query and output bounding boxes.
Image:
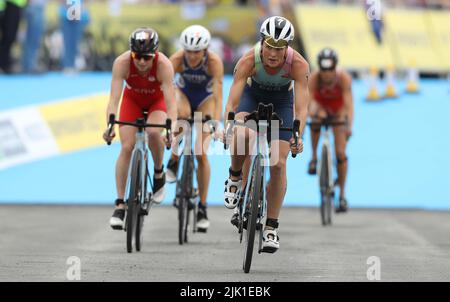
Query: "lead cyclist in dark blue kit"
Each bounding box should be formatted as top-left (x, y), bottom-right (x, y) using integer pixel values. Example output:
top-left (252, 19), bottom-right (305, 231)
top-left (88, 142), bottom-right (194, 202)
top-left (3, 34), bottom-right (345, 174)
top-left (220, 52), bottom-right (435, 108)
top-left (223, 16), bottom-right (310, 253)
top-left (165, 25), bottom-right (224, 231)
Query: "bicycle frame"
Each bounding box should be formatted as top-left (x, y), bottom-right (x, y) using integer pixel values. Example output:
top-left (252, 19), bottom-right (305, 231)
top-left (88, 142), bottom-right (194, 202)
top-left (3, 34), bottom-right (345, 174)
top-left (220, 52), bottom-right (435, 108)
top-left (106, 113), bottom-right (171, 252)
top-left (309, 117), bottom-right (346, 226)
top-left (175, 115), bottom-right (213, 244)
top-left (240, 121), bottom-right (269, 235)
top-left (124, 128), bottom-right (151, 215)
top-left (226, 103), bottom-right (300, 273)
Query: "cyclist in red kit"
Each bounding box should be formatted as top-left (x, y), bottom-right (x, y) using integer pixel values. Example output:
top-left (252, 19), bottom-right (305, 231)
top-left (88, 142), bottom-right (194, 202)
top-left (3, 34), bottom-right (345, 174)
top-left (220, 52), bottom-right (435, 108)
top-left (308, 48), bottom-right (354, 213)
top-left (103, 28), bottom-right (177, 229)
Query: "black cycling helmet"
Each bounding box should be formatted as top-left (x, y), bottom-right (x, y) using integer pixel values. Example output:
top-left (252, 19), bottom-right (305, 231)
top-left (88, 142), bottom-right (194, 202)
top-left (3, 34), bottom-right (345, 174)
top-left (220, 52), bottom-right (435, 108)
top-left (317, 47), bottom-right (338, 71)
top-left (129, 28), bottom-right (159, 55)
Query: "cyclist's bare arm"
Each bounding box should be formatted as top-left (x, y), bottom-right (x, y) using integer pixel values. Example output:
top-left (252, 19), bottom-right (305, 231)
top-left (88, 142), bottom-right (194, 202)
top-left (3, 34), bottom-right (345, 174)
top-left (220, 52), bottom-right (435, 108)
top-left (169, 49), bottom-right (184, 73)
top-left (106, 53), bottom-right (129, 120)
top-left (208, 51), bottom-right (224, 122)
top-left (157, 53), bottom-right (177, 124)
top-left (291, 52), bottom-right (310, 138)
top-left (224, 49), bottom-right (255, 119)
top-left (104, 52), bottom-right (129, 142)
top-left (342, 71), bottom-right (354, 133)
top-left (307, 71), bottom-right (320, 112)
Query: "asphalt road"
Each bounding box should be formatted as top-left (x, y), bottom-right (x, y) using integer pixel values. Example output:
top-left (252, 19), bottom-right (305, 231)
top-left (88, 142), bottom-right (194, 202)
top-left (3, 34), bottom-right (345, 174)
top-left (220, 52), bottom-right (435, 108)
top-left (1, 205), bottom-right (449, 282)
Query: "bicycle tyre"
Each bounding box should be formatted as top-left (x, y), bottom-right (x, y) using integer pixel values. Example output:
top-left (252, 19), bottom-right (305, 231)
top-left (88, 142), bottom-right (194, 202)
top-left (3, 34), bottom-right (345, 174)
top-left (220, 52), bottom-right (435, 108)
top-left (126, 152), bottom-right (141, 253)
top-left (135, 164), bottom-right (148, 252)
top-left (243, 155), bottom-right (262, 273)
top-left (178, 198), bottom-right (189, 245)
top-left (319, 145), bottom-right (331, 226)
top-left (178, 154), bottom-right (193, 245)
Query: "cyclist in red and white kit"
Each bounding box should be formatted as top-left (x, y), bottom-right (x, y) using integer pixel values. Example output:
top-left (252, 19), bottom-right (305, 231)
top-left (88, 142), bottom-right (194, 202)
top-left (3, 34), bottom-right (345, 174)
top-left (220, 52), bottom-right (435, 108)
top-left (103, 28), bottom-right (177, 229)
top-left (308, 48), bottom-right (354, 213)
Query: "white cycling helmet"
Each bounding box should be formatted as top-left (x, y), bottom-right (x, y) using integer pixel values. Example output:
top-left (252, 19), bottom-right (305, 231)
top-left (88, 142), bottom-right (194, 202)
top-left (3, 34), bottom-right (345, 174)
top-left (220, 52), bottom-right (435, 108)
top-left (180, 25), bottom-right (211, 51)
top-left (260, 16), bottom-right (294, 47)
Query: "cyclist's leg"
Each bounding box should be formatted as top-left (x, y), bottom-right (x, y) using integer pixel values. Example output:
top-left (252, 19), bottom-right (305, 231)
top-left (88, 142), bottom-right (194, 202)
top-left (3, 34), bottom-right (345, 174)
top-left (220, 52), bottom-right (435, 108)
top-left (146, 111), bottom-right (167, 173)
top-left (146, 98), bottom-right (168, 203)
top-left (264, 140), bottom-right (290, 252)
top-left (262, 97), bottom-right (294, 251)
top-left (110, 94), bottom-right (139, 228)
top-left (224, 85), bottom-right (257, 209)
top-left (332, 112), bottom-right (348, 204)
top-left (267, 141), bottom-right (290, 219)
top-left (308, 101), bottom-right (326, 174)
top-left (194, 94), bottom-right (215, 207)
top-left (167, 88), bottom-right (191, 182)
top-left (115, 94), bottom-right (140, 208)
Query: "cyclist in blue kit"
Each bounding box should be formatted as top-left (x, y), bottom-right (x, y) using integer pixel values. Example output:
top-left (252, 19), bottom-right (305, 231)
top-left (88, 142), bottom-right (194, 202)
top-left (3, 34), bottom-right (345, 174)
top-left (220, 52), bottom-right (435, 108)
top-left (166, 25), bottom-right (224, 231)
top-left (223, 16), bottom-right (310, 253)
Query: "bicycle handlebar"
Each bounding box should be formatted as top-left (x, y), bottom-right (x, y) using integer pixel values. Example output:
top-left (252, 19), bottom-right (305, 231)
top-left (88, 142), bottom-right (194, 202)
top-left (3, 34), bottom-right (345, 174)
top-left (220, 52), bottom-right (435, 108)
top-left (224, 103), bottom-right (300, 158)
top-left (291, 119), bottom-right (300, 158)
top-left (106, 114), bottom-right (172, 150)
top-left (224, 112), bottom-right (235, 150)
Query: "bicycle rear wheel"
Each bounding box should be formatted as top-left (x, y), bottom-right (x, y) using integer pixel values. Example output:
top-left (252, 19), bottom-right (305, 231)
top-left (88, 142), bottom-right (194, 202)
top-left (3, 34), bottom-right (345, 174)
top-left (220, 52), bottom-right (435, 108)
top-left (319, 146), bottom-right (332, 226)
top-left (243, 155), bottom-right (262, 273)
top-left (126, 152), bottom-right (141, 253)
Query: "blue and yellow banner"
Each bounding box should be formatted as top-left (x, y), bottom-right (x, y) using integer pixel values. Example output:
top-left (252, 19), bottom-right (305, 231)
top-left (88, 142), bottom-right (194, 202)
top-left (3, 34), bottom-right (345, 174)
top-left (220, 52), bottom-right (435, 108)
top-left (295, 4), bottom-right (394, 70)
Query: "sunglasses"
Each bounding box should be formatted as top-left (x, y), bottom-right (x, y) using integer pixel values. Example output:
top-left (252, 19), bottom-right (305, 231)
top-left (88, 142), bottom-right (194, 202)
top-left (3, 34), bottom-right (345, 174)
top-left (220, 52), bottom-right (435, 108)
top-left (263, 37), bottom-right (288, 49)
top-left (131, 52), bottom-right (155, 61)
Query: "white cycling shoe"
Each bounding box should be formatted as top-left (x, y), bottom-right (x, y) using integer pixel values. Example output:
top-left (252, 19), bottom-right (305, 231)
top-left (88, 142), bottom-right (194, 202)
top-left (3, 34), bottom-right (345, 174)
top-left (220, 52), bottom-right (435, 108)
top-left (261, 228), bottom-right (280, 253)
top-left (224, 178), bottom-right (242, 209)
top-left (152, 173), bottom-right (166, 204)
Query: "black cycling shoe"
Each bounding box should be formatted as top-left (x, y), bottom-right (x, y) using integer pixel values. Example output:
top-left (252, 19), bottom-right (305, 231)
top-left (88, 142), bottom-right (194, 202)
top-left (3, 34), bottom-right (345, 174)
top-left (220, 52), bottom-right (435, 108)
top-left (335, 198), bottom-right (348, 213)
top-left (110, 209), bottom-right (125, 230)
top-left (196, 205), bottom-right (210, 232)
top-left (234, 214), bottom-right (262, 231)
top-left (308, 159), bottom-right (317, 175)
top-left (152, 173), bottom-right (166, 204)
top-left (230, 211), bottom-right (239, 228)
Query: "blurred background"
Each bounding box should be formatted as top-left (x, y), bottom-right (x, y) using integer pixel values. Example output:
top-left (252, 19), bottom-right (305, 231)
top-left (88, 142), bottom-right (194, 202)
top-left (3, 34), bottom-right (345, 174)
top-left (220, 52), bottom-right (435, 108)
top-left (0, 0), bottom-right (449, 209)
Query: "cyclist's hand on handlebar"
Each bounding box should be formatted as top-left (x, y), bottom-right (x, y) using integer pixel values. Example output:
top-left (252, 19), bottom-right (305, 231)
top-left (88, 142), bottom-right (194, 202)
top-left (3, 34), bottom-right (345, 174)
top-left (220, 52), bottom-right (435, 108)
top-left (289, 137), bottom-right (303, 156)
top-left (103, 128), bottom-right (116, 144)
top-left (221, 126), bottom-right (232, 145)
top-left (210, 121), bottom-right (221, 141)
top-left (162, 129), bottom-right (174, 150)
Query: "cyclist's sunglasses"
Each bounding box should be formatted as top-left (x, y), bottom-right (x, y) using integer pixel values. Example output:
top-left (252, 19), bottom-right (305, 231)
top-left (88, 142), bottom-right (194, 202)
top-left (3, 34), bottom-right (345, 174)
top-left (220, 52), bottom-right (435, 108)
top-left (263, 37), bottom-right (288, 49)
top-left (131, 52), bottom-right (155, 61)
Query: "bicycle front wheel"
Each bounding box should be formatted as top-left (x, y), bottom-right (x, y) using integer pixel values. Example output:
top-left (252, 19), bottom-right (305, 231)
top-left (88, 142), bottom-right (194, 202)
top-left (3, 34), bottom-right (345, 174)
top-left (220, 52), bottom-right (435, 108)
top-left (319, 145), bottom-right (332, 226)
top-left (178, 198), bottom-right (189, 245)
top-left (126, 152), bottom-right (141, 253)
top-left (243, 155), bottom-right (262, 273)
